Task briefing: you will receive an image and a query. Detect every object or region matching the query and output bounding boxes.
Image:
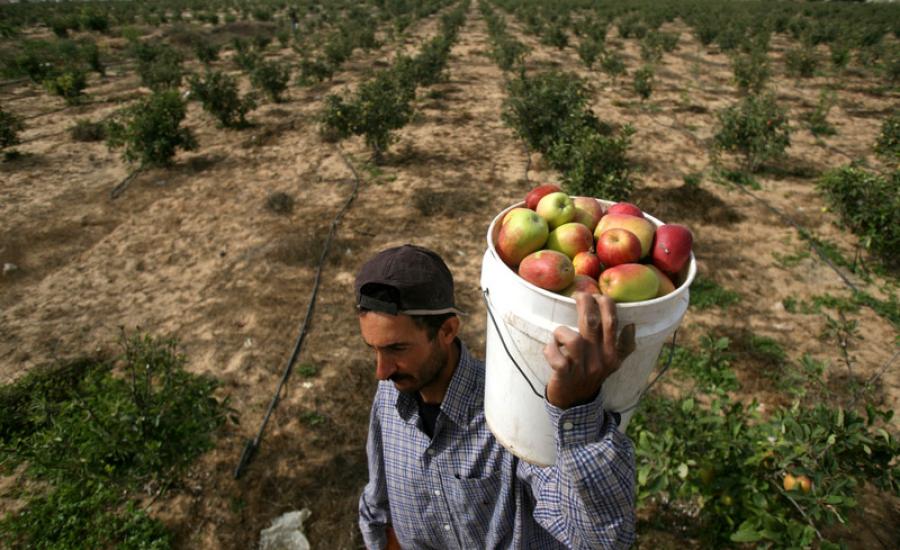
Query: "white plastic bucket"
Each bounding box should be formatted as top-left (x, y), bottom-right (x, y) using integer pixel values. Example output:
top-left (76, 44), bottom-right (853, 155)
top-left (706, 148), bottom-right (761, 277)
top-left (481, 200), bottom-right (697, 466)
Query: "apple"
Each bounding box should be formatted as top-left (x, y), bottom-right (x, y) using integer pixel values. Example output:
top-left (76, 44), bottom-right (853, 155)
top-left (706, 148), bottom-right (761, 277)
top-left (572, 251), bottom-right (602, 279)
top-left (546, 222), bottom-right (593, 259)
top-left (536, 192), bottom-right (575, 230)
top-left (652, 224), bottom-right (693, 275)
top-left (783, 473), bottom-right (798, 492)
top-left (571, 197), bottom-right (605, 232)
top-left (594, 213), bottom-right (656, 258)
top-left (797, 475), bottom-right (812, 494)
top-left (518, 250), bottom-right (575, 292)
top-left (647, 265), bottom-right (676, 297)
top-left (598, 263), bottom-right (659, 303)
top-left (496, 208), bottom-right (549, 267)
top-left (607, 202), bottom-right (644, 218)
top-left (525, 184), bottom-right (561, 210)
top-left (561, 274), bottom-right (599, 297)
top-left (595, 228), bottom-right (642, 267)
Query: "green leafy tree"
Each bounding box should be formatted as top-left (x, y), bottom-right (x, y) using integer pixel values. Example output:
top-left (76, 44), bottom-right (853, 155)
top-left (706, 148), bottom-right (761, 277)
top-left (321, 70), bottom-right (415, 163)
top-left (732, 50), bottom-right (771, 94)
top-left (874, 111), bottom-right (899, 162)
top-left (189, 71), bottom-right (256, 128)
top-left (0, 104), bottom-right (24, 156)
top-left (250, 60), bottom-right (290, 102)
top-left (106, 90), bottom-right (197, 167)
top-left (714, 93), bottom-right (791, 172)
top-left (633, 65), bottom-right (654, 101)
top-left (502, 70), bottom-right (590, 154)
top-left (817, 165), bottom-right (900, 268)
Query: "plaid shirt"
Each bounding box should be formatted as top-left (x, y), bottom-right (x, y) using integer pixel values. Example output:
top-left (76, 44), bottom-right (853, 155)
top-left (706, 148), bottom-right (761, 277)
top-left (358, 340), bottom-right (636, 549)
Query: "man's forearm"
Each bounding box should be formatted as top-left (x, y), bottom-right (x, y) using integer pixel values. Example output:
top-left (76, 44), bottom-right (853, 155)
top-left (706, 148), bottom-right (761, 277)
top-left (525, 393), bottom-right (636, 549)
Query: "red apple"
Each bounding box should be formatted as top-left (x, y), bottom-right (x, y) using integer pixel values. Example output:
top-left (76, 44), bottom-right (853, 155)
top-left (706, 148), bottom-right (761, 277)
top-left (594, 213), bottom-right (656, 258)
top-left (536, 192), bottom-right (575, 230)
top-left (599, 263), bottom-right (659, 303)
top-left (572, 197), bottom-right (605, 232)
top-left (525, 184), bottom-right (561, 210)
top-left (647, 265), bottom-right (676, 297)
top-left (607, 202), bottom-right (644, 218)
top-left (595, 228), bottom-right (642, 267)
top-left (496, 208), bottom-right (549, 267)
top-left (546, 222), bottom-right (593, 259)
top-left (560, 274), bottom-right (600, 297)
top-left (572, 251), bottom-right (602, 279)
top-left (652, 224), bottom-right (693, 275)
top-left (518, 250), bottom-right (575, 292)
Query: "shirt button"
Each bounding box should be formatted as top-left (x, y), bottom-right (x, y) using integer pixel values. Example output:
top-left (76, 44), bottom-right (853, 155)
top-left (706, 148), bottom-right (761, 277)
top-left (562, 421), bottom-right (574, 430)
top-left (443, 524), bottom-right (451, 532)
top-left (433, 489), bottom-right (441, 496)
top-left (427, 448), bottom-right (436, 456)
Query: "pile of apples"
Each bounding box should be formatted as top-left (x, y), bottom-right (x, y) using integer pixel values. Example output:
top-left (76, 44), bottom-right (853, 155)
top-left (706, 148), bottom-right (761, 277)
top-left (495, 184), bottom-right (694, 303)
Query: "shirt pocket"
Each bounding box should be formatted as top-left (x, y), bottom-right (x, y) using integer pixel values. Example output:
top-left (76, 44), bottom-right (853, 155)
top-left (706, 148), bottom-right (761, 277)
top-left (441, 470), bottom-right (504, 547)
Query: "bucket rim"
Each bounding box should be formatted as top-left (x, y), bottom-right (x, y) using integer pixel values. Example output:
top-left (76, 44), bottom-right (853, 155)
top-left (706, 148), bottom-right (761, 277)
top-left (486, 199), bottom-right (697, 309)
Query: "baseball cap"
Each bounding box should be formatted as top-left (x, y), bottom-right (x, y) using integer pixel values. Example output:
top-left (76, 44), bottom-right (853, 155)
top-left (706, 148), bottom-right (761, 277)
top-left (355, 244), bottom-right (464, 315)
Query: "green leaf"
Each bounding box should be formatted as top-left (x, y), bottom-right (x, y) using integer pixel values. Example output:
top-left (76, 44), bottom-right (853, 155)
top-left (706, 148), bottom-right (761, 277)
top-left (638, 465), bottom-right (650, 486)
top-left (824, 495), bottom-right (843, 505)
top-left (731, 527), bottom-right (763, 542)
top-left (682, 398), bottom-right (694, 413)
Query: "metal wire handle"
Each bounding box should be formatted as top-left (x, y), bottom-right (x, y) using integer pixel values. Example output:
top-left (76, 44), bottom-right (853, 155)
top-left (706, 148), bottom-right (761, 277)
top-left (480, 287), bottom-right (678, 414)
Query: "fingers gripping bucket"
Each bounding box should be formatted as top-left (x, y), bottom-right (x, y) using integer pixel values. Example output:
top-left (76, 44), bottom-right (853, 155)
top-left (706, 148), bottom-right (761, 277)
top-left (480, 201), bottom-right (696, 466)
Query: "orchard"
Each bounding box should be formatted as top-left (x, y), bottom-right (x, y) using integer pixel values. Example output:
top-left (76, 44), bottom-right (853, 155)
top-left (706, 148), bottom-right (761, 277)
top-left (1, 1), bottom-right (898, 548)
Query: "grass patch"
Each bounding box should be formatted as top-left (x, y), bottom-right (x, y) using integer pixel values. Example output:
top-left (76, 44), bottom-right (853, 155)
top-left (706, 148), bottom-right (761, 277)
top-left (713, 169), bottom-right (761, 190)
top-left (690, 276), bottom-right (741, 310)
top-left (0, 332), bottom-right (229, 549)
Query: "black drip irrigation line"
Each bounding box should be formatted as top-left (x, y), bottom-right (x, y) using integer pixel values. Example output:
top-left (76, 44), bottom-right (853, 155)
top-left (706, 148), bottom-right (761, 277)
top-left (723, 177), bottom-right (862, 295)
top-left (234, 144), bottom-right (362, 480)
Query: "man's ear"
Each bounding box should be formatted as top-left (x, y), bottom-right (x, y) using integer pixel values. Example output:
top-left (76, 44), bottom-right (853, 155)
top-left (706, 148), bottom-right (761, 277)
top-left (439, 316), bottom-right (461, 346)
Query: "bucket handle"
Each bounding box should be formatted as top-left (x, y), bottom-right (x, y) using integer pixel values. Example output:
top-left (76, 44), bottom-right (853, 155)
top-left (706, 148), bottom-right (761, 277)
top-left (481, 288), bottom-right (678, 413)
top-left (481, 288), bottom-right (546, 399)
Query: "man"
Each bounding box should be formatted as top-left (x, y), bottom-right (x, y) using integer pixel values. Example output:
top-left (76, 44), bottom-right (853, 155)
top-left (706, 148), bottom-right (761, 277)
top-left (356, 244), bottom-right (637, 549)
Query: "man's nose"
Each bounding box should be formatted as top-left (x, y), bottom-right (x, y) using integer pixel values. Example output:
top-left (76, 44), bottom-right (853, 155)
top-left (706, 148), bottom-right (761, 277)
top-left (375, 352), bottom-right (396, 381)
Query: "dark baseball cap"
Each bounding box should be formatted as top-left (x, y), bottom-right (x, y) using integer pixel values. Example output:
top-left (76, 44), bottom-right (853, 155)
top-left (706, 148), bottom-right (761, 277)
top-left (355, 244), bottom-right (464, 315)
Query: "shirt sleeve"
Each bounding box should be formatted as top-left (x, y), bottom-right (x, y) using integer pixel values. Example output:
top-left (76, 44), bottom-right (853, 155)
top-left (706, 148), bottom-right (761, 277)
top-left (517, 392), bottom-right (636, 549)
top-left (358, 392), bottom-right (391, 550)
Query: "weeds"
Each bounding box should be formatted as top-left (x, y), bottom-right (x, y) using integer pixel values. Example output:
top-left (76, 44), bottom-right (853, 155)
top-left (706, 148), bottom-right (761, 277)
top-left (0, 331), bottom-right (228, 548)
top-left (689, 276), bottom-right (741, 310)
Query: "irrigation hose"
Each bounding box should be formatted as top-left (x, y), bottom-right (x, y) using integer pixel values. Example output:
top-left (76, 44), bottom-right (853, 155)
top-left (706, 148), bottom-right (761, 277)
top-left (234, 145), bottom-right (362, 480)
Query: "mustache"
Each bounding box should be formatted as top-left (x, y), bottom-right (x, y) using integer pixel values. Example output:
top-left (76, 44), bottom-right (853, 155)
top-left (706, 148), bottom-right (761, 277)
top-left (389, 373), bottom-right (413, 383)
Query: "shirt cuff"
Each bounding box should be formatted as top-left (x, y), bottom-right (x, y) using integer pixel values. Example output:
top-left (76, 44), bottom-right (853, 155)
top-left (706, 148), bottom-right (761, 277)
top-left (544, 391), bottom-right (606, 447)
top-left (359, 524), bottom-right (387, 550)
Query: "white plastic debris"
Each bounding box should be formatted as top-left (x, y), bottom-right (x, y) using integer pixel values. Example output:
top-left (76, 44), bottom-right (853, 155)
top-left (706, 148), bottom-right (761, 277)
top-left (259, 509), bottom-right (312, 550)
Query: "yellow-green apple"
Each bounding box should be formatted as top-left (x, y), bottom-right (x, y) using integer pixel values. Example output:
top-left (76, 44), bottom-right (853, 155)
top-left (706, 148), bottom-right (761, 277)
top-left (496, 208), bottom-right (549, 267)
top-left (525, 184), bottom-right (561, 210)
top-left (598, 263), bottom-right (659, 302)
top-left (536, 192), bottom-right (575, 230)
top-left (647, 264), bottom-right (676, 297)
top-left (652, 224), bottom-right (693, 275)
top-left (595, 228), bottom-right (642, 267)
top-left (561, 274), bottom-right (600, 297)
top-left (572, 197), bottom-right (605, 231)
top-left (546, 222), bottom-right (593, 259)
top-left (594, 213), bottom-right (656, 258)
top-left (573, 251), bottom-right (602, 279)
top-left (607, 202), bottom-right (644, 218)
top-left (797, 475), bottom-right (812, 493)
top-left (518, 250), bottom-right (575, 292)
top-left (783, 473), bottom-right (798, 491)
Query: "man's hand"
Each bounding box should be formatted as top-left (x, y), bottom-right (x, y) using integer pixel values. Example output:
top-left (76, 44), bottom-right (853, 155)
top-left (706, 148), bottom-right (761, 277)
top-left (543, 292), bottom-right (636, 409)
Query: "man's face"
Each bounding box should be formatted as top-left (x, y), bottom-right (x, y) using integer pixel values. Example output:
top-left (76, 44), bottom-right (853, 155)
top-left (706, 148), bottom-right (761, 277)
top-left (358, 312), bottom-right (448, 394)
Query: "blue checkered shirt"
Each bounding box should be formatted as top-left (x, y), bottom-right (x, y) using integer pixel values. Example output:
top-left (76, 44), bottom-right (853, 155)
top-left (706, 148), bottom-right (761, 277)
top-left (358, 340), bottom-right (636, 549)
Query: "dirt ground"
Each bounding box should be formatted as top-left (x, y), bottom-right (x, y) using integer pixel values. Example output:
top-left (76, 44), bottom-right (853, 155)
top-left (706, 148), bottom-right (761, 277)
top-left (1, 4), bottom-right (898, 549)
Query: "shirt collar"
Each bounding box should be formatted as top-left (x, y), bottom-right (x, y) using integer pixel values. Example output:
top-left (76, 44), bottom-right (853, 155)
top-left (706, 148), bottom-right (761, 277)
top-left (394, 339), bottom-right (483, 427)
